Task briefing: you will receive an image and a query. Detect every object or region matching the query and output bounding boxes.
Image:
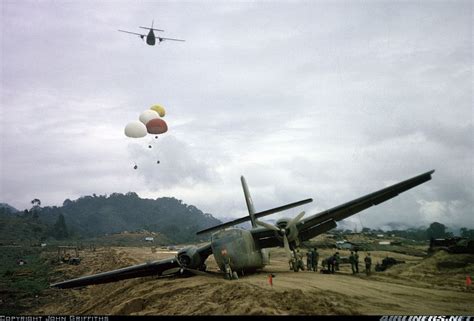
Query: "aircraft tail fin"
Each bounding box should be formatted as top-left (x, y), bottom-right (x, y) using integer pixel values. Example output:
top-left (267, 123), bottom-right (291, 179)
top-left (195, 176), bottom-right (313, 235)
top-left (241, 176), bottom-right (257, 228)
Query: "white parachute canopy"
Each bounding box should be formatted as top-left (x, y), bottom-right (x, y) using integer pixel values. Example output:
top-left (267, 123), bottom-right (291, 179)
top-left (139, 110), bottom-right (159, 125)
top-left (124, 121), bottom-right (147, 138)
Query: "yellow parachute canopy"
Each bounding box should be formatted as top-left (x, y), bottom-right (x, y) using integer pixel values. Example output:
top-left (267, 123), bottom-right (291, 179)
top-left (150, 104), bottom-right (166, 117)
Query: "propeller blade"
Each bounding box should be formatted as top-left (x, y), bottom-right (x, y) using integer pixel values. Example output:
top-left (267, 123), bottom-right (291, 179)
top-left (255, 219), bottom-right (279, 231)
top-left (287, 211), bottom-right (305, 228)
top-left (283, 235), bottom-right (292, 259)
top-left (182, 268), bottom-right (213, 277)
top-left (161, 267), bottom-right (181, 276)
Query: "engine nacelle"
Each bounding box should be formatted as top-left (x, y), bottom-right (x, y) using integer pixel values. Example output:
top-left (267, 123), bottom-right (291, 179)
top-left (276, 218), bottom-right (299, 244)
top-left (177, 246), bottom-right (203, 269)
top-left (276, 218), bottom-right (289, 229)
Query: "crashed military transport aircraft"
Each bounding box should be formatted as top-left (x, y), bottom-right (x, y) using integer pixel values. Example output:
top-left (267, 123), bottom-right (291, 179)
top-left (51, 170), bottom-right (434, 288)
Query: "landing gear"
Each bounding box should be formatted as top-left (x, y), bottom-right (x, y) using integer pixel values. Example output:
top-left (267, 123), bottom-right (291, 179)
top-left (224, 263), bottom-right (232, 280)
top-left (224, 263), bottom-right (239, 280)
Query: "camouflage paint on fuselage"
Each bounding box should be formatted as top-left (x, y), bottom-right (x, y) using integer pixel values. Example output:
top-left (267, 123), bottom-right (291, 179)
top-left (211, 228), bottom-right (269, 273)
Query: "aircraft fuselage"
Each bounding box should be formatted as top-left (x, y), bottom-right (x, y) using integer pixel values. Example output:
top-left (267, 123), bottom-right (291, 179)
top-left (211, 228), bottom-right (269, 274)
top-left (146, 29), bottom-right (156, 46)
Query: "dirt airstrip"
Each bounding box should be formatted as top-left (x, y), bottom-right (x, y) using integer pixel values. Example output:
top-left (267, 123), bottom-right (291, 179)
top-left (31, 246), bottom-right (474, 315)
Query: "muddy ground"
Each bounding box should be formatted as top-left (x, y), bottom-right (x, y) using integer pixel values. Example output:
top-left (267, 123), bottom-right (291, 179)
top-left (29, 246), bottom-right (474, 315)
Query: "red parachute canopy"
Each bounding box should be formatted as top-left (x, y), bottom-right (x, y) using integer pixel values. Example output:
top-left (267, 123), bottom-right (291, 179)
top-left (146, 118), bottom-right (168, 134)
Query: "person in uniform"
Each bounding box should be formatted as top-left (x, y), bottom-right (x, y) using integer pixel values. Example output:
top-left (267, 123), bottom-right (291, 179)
top-left (222, 249), bottom-right (232, 279)
top-left (364, 252), bottom-right (372, 276)
top-left (349, 251), bottom-right (356, 274)
top-left (328, 255), bottom-right (335, 273)
top-left (312, 248), bottom-right (319, 272)
top-left (306, 250), bottom-right (313, 271)
top-left (354, 250), bottom-right (360, 273)
top-left (296, 249), bottom-right (305, 271)
top-left (334, 252), bottom-right (341, 271)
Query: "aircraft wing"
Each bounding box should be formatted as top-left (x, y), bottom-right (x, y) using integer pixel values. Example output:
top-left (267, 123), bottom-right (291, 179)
top-left (50, 258), bottom-right (181, 289)
top-left (157, 36), bottom-right (185, 42)
top-left (251, 170), bottom-right (435, 248)
top-left (51, 243), bottom-right (213, 289)
top-left (118, 29), bottom-right (146, 37)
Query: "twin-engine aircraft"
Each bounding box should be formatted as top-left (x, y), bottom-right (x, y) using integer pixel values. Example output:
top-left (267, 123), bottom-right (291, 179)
top-left (51, 170), bottom-right (434, 288)
top-left (118, 20), bottom-right (185, 46)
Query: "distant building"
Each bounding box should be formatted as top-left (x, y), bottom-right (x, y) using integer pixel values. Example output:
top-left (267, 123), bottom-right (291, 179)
top-left (144, 237), bottom-right (154, 242)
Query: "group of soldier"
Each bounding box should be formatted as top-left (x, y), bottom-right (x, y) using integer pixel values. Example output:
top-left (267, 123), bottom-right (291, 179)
top-left (349, 250), bottom-right (359, 274)
top-left (346, 250), bottom-right (373, 276)
top-left (305, 247), bottom-right (319, 271)
top-left (296, 248), bottom-right (373, 276)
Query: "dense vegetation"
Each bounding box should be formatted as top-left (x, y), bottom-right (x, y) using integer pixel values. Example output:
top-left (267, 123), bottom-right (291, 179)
top-left (1, 198), bottom-right (472, 246)
top-left (0, 194), bottom-right (222, 244)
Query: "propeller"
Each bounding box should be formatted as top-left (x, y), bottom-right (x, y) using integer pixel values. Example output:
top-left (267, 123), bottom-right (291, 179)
top-left (256, 211), bottom-right (305, 259)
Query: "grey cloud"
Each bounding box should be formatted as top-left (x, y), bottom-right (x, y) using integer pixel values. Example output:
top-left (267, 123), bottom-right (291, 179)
top-left (1, 1), bottom-right (472, 229)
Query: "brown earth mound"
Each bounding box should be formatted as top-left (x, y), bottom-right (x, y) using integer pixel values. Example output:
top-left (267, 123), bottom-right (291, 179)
top-left (31, 246), bottom-right (474, 315)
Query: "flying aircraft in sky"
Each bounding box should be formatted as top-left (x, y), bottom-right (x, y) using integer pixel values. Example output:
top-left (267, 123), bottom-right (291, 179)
top-left (118, 20), bottom-right (185, 46)
top-left (51, 170), bottom-right (435, 288)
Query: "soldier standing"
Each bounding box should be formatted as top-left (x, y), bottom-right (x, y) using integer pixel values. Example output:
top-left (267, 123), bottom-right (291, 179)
top-left (313, 248), bottom-right (319, 272)
top-left (306, 250), bottom-right (313, 271)
top-left (296, 249), bottom-right (305, 271)
top-left (364, 252), bottom-right (372, 276)
top-left (349, 251), bottom-right (356, 274)
top-left (354, 250), bottom-right (360, 273)
top-left (222, 249), bottom-right (233, 279)
top-left (334, 252), bottom-right (341, 271)
top-left (328, 255), bottom-right (335, 273)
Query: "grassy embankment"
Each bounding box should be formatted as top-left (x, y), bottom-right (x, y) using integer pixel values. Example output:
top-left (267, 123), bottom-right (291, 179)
top-left (0, 246), bottom-right (51, 314)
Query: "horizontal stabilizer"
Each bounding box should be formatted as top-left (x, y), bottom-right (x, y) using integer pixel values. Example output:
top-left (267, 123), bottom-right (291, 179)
top-left (196, 198), bottom-right (313, 235)
top-left (140, 26), bottom-right (164, 31)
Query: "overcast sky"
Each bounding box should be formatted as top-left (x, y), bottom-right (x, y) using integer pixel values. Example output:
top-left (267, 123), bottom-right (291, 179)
top-left (1, 0), bottom-right (472, 230)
